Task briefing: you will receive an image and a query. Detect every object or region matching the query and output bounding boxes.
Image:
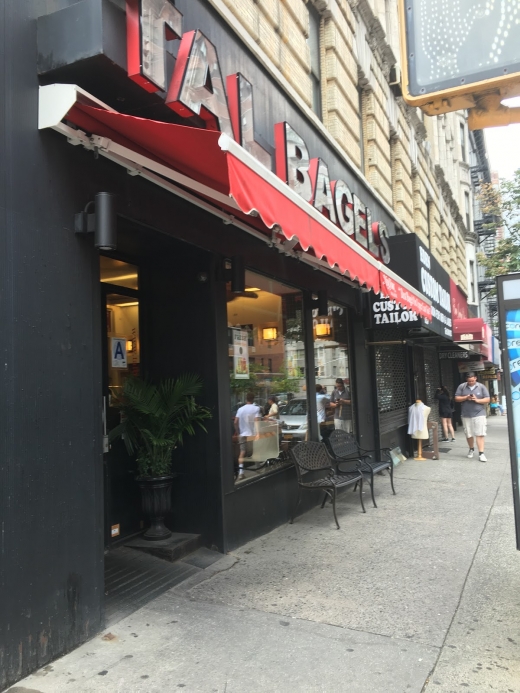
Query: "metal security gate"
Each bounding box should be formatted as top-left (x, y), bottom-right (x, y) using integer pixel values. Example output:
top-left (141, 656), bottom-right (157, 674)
top-left (440, 359), bottom-right (456, 400)
top-left (374, 329), bottom-right (409, 433)
top-left (423, 348), bottom-right (441, 422)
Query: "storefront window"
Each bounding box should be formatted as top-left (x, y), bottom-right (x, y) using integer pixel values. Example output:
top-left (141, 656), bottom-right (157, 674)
top-left (228, 271), bottom-right (307, 484)
top-left (313, 301), bottom-right (354, 440)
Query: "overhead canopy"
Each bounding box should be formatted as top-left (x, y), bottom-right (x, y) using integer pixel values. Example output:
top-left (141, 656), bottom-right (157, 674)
top-left (453, 317), bottom-right (492, 359)
top-left (39, 84), bottom-right (432, 319)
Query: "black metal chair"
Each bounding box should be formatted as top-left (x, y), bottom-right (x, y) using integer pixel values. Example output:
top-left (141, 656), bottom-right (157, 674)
top-left (289, 441), bottom-right (365, 529)
top-left (325, 431), bottom-right (395, 508)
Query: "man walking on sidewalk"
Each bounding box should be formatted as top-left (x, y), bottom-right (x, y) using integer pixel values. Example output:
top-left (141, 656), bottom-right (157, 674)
top-left (454, 371), bottom-right (491, 462)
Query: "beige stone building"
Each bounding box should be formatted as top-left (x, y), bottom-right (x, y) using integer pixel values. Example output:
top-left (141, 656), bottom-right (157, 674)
top-left (208, 0), bottom-right (476, 295)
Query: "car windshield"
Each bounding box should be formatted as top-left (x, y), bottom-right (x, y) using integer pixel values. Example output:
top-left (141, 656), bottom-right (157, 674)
top-left (280, 400), bottom-right (307, 416)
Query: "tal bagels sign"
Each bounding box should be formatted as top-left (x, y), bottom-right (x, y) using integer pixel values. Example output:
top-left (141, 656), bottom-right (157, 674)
top-left (123, 0), bottom-right (391, 264)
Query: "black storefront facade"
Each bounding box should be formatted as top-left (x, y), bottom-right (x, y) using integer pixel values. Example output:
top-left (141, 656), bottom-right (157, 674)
top-left (0, 0), bottom-right (434, 687)
top-left (366, 234), bottom-right (454, 455)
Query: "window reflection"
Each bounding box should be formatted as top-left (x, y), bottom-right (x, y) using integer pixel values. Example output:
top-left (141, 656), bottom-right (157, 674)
top-left (227, 271), bottom-right (308, 484)
top-left (313, 301), bottom-right (353, 440)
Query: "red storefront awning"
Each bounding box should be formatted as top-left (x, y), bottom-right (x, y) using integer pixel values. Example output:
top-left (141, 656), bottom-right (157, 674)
top-left (39, 84), bottom-right (432, 319)
top-left (453, 318), bottom-right (491, 359)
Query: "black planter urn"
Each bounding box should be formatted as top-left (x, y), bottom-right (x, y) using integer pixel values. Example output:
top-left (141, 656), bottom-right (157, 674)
top-left (138, 475), bottom-right (175, 541)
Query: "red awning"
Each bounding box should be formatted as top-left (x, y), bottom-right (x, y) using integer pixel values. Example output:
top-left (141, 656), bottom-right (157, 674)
top-left (453, 318), bottom-right (490, 358)
top-left (45, 89), bottom-right (432, 319)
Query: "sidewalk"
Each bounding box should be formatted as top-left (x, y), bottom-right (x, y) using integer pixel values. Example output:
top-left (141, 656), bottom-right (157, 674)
top-left (8, 417), bottom-right (519, 693)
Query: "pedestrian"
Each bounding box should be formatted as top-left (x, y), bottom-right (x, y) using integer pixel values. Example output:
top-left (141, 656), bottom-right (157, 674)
top-left (316, 384), bottom-right (330, 439)
top-left (265, 395), bottom-right (279, 420)
top-left (454, 372), bottom-right (491, 462)
top-left (435, 385), bottom-right (455, 442)
top-left (330, 378), bottom-right (352, 433)
top-left (234, 392), bottom-right (262, 480)
top-left (490, 395), bottom-right (505, 416)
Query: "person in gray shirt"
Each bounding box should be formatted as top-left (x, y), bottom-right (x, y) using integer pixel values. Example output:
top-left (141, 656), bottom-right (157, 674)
top-left (454, 372), bottom-right (490, 462)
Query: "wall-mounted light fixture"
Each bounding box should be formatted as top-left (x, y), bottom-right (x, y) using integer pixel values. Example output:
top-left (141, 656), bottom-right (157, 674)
top-left (262, 327), bottom-right (278, 341)
top-left (75, 192), bottom-right (117, 250)
top-left (315, 323), bottom-right (331, 337)
top-left (312, 290), bottom-right (328, 316)
top-left (126, 340), bottom-right (134, 353)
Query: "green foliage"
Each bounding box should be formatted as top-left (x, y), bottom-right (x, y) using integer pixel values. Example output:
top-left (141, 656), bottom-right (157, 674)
top-left (109, 375), bottom-right (211, 478)
top-left (477, 169), bottom-right (520, 280)
top-left (271, 365), bottom-right (300, 394)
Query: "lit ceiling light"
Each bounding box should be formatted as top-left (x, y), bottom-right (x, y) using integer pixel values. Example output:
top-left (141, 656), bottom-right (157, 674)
top-left (315, 323), bottom-right (331, 337)
top-left (262, 327), bottom-right (278, 341)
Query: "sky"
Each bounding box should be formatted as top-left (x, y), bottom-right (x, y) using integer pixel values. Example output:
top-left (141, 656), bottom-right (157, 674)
top-left (484, 97), bottom-right (520, 181)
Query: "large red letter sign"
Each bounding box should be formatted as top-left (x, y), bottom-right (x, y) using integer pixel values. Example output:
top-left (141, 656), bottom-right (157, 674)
top-left (166, 30), bottom-right (233, 137)
top-left (126, 0), bottom-right (183, 93)
top-left (227, 73), bottom-right (272, 170)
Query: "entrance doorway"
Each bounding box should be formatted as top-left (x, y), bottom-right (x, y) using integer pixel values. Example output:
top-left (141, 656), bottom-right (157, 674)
top-left (100, 256), bottom-right (142, 547)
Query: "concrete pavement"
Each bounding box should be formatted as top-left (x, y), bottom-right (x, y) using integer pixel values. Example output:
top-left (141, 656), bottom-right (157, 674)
top-left (7, 416), bottom-right (519, 693)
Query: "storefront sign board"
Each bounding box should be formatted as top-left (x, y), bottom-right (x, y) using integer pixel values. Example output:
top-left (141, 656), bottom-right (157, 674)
top-left (457, 360), bottom-right (485, 373)
top-left (450, 278), bottom-right (468, 320)
top-left (37, 0), bottom-right (392, 265)
top-left (439, 351), bottom-right (470, 359)
top-left (370, 235), bottom-right (452, 337)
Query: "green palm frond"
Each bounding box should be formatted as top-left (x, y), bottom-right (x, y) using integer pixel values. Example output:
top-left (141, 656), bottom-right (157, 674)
top-left (109, 375), bottom-right (211, 477)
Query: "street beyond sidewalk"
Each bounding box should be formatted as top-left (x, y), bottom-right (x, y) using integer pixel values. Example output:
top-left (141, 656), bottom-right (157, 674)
top-left (9, 417), bottom-right (519, 693)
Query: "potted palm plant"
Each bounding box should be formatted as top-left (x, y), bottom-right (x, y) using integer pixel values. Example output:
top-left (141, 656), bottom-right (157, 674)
top-left (109, 374), bottom-right (211, 541)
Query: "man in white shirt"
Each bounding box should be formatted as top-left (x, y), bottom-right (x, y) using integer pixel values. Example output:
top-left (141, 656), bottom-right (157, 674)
top-left (234, 392), bottom-right (261, 480)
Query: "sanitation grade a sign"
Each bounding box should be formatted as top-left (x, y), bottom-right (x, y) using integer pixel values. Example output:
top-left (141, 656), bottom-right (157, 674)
top-left (111, 338), bottom-right (128, 369)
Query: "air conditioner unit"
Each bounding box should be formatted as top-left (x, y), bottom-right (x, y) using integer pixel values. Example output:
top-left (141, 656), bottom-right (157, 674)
top-left (389, 64), bottom-right (402, 97)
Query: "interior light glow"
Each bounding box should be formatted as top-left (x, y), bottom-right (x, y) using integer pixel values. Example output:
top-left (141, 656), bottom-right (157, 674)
top-left (101, 273), bottom-right (138, 283)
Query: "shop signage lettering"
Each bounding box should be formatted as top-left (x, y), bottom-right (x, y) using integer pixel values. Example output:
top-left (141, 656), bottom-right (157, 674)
top-left (458, 360), bottom-right (485, 373)
top-left (387, 235), bottom-right (452, 338)
top-left (372, 300), bottom-right (418, 325)
top-left (460, 333), bottom-right (474, 340)
top-left (439, 351), bottom-right (470, 359)
top-left (125, 0), bottom-right (390, 264)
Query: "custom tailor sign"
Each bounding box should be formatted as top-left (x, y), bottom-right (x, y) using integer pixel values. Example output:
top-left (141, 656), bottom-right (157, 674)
top-left (378, 235), bottom-right (452, 338)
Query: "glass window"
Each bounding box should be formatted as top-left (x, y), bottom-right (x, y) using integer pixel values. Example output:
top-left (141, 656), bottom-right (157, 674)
top-left (313, 301), bottom-right (354, 440)
top-left (307, 4), bottom-right (322, 118)
top-left (460, 123), bottom-right (466, 162)
top-left (228, 271), bottom-right (308, 484)
top-left (106, 293), bottom-right (140, 399)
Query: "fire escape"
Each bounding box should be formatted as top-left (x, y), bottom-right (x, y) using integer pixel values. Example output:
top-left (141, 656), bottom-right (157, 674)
top-left (471, 160), bottom-right (500, 337)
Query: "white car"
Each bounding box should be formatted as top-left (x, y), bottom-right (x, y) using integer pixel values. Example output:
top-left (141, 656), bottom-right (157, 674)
top-left (279, 398), bottom-right (308, 442)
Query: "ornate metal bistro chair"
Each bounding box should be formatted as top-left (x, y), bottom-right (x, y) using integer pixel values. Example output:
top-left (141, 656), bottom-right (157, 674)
top-left (325, 431), bottom-right (395, 508)
top-left (289, 441), bottom-right (366, 529)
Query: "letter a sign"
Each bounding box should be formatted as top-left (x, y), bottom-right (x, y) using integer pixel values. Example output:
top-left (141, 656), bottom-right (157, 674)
top-left (111, 337), bottom-right (127, 369)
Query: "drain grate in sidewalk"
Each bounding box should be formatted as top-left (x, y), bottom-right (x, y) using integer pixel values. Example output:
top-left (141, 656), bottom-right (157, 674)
top-left (104, 546), bottom-right (199, 627)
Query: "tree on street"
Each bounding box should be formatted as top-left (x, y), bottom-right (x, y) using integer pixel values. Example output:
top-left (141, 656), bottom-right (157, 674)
top-left (478, 168), bottom-right (520, 278)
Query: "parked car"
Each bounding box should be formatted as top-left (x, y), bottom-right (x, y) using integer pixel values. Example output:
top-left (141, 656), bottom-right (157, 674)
top-left (279, 398), bottom-right (308, 442)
